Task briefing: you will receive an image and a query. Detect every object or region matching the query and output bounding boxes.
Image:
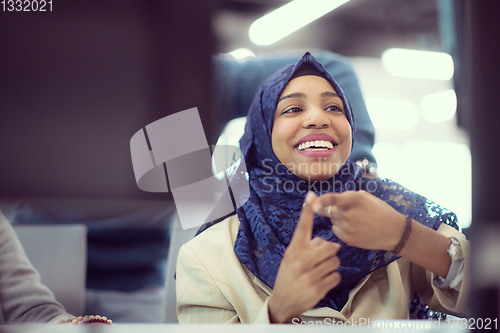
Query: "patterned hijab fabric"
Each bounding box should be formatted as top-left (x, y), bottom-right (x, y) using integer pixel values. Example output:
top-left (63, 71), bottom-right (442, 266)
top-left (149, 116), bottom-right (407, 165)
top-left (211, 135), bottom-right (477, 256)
top-left (203, 52), bottom-right (459, 311)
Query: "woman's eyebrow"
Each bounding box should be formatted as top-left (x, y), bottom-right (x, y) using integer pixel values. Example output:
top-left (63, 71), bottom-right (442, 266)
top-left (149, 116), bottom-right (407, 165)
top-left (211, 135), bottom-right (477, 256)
top-left (321, 91), bottom-right (340, 98)
top-left (278, 92), bottom-right (306, 103)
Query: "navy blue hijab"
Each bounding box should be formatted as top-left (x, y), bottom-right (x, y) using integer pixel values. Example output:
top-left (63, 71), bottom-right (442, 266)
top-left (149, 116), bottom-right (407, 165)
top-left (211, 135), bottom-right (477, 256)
top-left (201, 52), bottom-right (459, 311)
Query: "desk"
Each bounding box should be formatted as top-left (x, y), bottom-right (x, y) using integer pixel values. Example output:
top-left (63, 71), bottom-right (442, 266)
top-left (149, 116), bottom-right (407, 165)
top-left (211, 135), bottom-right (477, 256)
top-left (0, 323), bottom-right (470, 333)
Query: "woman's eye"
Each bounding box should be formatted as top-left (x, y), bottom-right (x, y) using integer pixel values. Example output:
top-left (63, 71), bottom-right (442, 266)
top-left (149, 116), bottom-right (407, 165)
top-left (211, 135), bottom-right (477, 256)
top-left (326, 105), bottom-right (343, 112)
top-left (282, 107), bottom-right (302, 114)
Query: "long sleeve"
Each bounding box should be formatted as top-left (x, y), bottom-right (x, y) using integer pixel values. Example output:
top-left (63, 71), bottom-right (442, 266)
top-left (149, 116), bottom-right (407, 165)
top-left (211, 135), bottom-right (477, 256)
top-left (176, 217), bottom-right (272, 324)
top-left (0, 212), bottom-right (74, 323)
top-left (411, 223), bottom-right (470, 317)
top-left (176, 243), bottom-right (240, 323)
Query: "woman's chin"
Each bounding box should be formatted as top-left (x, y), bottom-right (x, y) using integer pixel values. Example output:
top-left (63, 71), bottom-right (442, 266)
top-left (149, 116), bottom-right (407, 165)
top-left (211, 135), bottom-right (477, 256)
top-left (284, 160), bottom-right (342, 180)
top-left (295, 172), bottom-right (337, 182)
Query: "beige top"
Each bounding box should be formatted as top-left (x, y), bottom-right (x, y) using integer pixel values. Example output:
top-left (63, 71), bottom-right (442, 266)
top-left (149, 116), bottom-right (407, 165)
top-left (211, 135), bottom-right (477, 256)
top-left (176, 214), bottom-right (470, 324)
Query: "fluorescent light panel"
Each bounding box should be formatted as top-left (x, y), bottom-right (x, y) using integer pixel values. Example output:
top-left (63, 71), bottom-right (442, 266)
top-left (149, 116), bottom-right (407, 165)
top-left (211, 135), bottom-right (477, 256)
top-left (228, 48), bottom-right (256, 60)
top-left (249, 0), bottom-right (350, 46)
top-left (421, 89), bottom-right (457, 123)
top-left (366, 98), bottom-right (419, 130)
top-left (382, 48), bottom-right (454, 80)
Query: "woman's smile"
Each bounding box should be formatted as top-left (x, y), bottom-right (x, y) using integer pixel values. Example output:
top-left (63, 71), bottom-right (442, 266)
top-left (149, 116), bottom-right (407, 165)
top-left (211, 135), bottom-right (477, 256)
top-left (294, 132), bottom-right (338, 158)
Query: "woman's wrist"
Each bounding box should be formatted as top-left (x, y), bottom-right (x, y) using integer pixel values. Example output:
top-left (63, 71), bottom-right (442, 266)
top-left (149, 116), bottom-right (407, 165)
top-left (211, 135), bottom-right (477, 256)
top-left (268, 295), bottom-right (294, 324)
top-left (384, 212), bottom-right (408, 251)
top-left (398, 221), bottom-right (452, 277)
top-left (392, 216), bottom-right (412, 254)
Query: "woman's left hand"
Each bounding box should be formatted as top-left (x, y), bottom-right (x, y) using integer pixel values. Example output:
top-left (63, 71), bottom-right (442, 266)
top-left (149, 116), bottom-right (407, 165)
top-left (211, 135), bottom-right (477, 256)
top-left (311, 190), bottom-right (406, 251)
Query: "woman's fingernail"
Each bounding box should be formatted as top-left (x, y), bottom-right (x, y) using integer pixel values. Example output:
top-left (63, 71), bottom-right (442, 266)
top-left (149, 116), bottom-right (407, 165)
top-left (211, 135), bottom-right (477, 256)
top-left (305, 191), bottom-right (315, 204)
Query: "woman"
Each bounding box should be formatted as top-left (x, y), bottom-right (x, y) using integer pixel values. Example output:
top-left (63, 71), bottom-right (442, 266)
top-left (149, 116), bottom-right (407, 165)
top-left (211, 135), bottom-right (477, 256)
top-left (176, 52), bottom-right (468, 323)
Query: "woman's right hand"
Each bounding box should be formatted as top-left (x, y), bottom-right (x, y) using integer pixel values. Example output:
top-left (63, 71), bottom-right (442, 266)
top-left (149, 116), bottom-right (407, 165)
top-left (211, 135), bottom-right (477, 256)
top-left (268, 192), bottom-right (341, 323)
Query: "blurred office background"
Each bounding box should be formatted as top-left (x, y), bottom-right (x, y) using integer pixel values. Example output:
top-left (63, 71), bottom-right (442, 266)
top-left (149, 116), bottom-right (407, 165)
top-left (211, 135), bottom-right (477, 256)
top-left (1, 0), bottom-right (498, 322)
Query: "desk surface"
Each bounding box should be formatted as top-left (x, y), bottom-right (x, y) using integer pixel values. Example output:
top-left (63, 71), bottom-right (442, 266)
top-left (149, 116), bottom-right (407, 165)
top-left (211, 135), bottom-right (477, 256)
top-left (0, 322), bottom-right (471, 333)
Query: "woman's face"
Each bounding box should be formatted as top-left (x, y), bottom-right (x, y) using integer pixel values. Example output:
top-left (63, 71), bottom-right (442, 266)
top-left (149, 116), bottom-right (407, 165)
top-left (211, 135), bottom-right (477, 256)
top-left (271, 75), bottom-right (352, 181)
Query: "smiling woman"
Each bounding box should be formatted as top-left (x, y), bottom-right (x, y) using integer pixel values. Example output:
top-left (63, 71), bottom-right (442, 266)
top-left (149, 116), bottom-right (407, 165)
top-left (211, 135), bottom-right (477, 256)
top-left (176, 52), bottom-right (469, 324)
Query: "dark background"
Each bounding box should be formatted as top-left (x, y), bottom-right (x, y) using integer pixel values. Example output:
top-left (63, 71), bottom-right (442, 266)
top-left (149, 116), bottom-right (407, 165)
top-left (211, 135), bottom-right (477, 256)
top-left (0, 0), bottom-right (215, 199)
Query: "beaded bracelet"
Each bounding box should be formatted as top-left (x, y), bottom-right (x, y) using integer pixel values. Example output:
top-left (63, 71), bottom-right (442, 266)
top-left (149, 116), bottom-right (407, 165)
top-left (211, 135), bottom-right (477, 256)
top-left (392, 216), bottom-right (412, 255)
top-left (71, 315), bottom-right (113, 325)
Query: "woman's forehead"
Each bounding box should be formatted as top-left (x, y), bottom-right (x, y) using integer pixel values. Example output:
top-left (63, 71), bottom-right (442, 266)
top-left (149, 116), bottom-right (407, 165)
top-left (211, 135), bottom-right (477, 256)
top-left (279, 75), bottom-right (337, 96)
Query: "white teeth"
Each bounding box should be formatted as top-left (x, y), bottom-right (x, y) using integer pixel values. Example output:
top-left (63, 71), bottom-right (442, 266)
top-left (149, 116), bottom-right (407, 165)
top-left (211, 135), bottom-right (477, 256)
top-left (297, 140), bottom-right (335, 150)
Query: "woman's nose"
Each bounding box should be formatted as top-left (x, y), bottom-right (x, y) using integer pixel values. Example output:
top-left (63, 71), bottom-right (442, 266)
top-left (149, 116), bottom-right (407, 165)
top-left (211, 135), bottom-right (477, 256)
top-left (303, 108), bottom-right (329, 128)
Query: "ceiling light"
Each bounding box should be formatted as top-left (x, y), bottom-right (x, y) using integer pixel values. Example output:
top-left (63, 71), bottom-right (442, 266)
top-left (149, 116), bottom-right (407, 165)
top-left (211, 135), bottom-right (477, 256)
top-left (228, 48), bottom-right (256, 60)
top-left (381, 48), bottom-right (454, 80)
top-left (421, 89), bottom-right (457, 123)
top-left (249, 0), bottom-right (350, 46)
top-left (366, 98), bottom-right (419, 130)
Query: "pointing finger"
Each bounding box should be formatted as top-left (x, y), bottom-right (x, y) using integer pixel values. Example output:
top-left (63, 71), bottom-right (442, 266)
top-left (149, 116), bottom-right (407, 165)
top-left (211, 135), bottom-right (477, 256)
top-left (291, 191), bottom-right (316, 244)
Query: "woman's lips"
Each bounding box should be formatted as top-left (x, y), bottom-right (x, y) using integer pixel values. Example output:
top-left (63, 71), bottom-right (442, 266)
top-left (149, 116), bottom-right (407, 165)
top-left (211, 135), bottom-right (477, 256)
top-left (295, 146), bottom-right (337, 158)
top-left (296, 133), bottom-right (337, 146)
